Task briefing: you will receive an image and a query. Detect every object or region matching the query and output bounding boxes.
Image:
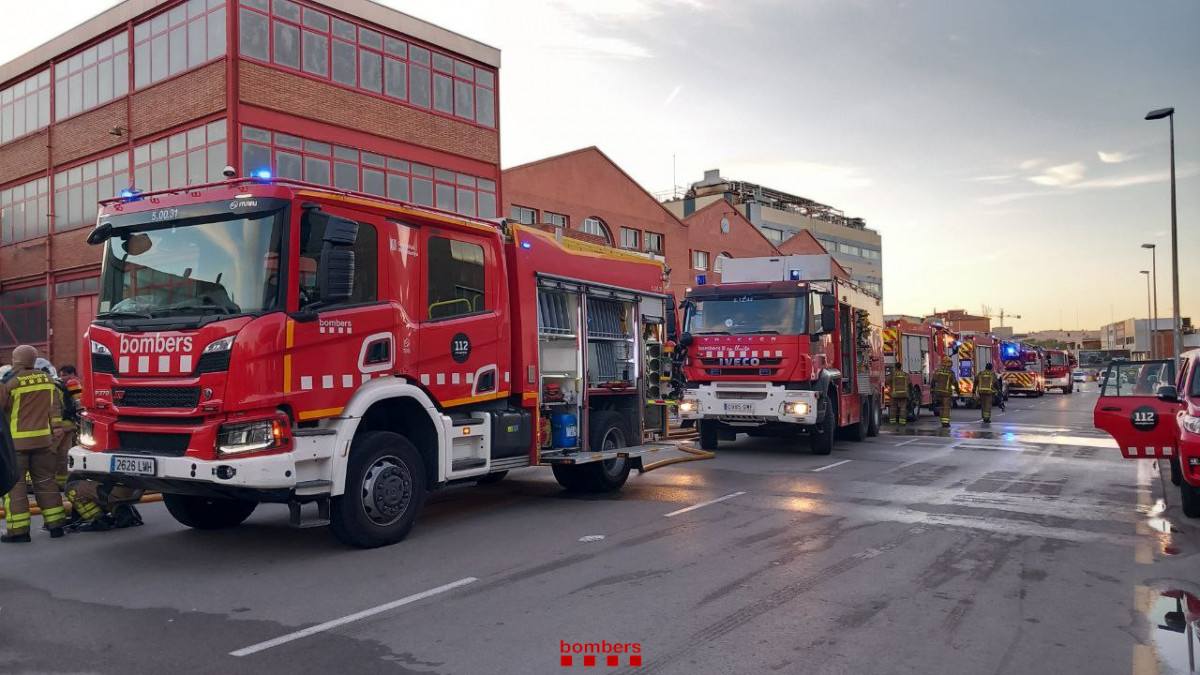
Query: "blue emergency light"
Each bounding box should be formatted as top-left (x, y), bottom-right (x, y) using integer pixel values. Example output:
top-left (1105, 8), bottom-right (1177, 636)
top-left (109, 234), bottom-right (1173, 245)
top-left (789, 269), bottom-right (802, 281)
top-left (252, 169), bottom-right (272, 180)
top-left (520, 241), bottom-right (532, 249)
top-left (119, 188), bottom-right (142, 202)
top-left (696, 274), bottom-right (707, 285)
top-left (1004, 345), bottom-right (1018, 358)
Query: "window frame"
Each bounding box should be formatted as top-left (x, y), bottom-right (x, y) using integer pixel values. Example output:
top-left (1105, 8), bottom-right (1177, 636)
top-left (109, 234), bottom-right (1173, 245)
top-left (53, 150), bottom-right (131, 233)
top-left (0, 70), bottom-right (51, 146)
top-left (543, 211), bottom-right (567, 228)
top-left (424, 234), bottom-right (490, 322)
top-left (580, 216), bottom-right (611, 245)
top-left (692, 249), bottom-right (709, 271)
top-left (237, 0), bottom-right (497, 130)
top-left (0, 283), bottom-right (49, 349)
top-left (133, 0), bottom-right (227, 91)
top-left (54, 33), bottom-right (130, 122)
top-left (297, 212), bottom-right (380, 311)
top-left (619, 227), bottom-right (639, 250)
top-left (511, 205), bottom-right (537, 225)
top-left (133, 118), bottom-right (228, 192)
top-left (644, 231), bottom-right (663, 254)
top-left (0, 175), bottom-right (51, 245)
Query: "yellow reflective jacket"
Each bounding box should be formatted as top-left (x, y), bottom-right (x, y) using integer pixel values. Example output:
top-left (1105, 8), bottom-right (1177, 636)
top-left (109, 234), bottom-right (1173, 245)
top-left (933, 368), bottom-right (957, 395)
top-left (889, 370), bottom-right (910, 398)
top-left (975, 370), bottom-right (997, 395)
top-left (0, 367), bottom-right (63, 451)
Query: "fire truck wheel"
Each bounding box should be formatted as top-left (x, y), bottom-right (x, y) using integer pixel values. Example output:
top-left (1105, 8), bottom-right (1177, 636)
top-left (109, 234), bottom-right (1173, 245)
top-left (1181, 481), bottom-right (1200, 519)
top-left (331, 431), bottom-right (427, 549)
top-left (1171, 457), bottom-right (1183, 486)
top-left (698, 420), bottom-right (719, 451)
top-left (866, 398), bottom-right (881, 437)
top-left (476, 471), bottom-right (508, 485)
top-left (162, 494), bottom-right (257, 530)
top-left (810, 395), bottom-right (835, 456)
top-left (552, 412), bottom-right (632, 492)
top-left (841, 402), bottom-right (867, 442)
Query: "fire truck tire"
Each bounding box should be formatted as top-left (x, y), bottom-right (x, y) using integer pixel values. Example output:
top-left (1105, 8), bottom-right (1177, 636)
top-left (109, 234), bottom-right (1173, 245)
top-left (866, 398), bottom-right (881, 437)
top-left (698, 420), bottom-right (719, 451)
top-left (1065, 384), bottom-right (1074, 394)
top-left (842, 402), bottom-right (868, 442)
top-left (162, 494), bottom-right (257, 530)
top-left (476, 471), bottom-right (508, 485)
top-left (552, 412), bottom-right (632, 492)
top-left (331, 431), bottom-right (427, 549)
top-left (1181, 481), bottom-right (1200, 519)
top-left (1170, 457), bottom-right (1183, 487)
top-left (810, 396), bottom-right (835, 456)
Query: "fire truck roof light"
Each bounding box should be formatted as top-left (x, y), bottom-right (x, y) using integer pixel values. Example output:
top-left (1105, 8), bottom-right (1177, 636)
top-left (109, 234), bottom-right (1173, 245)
top-left (119, 188), bottom-right (142, 200)
top-left (520, 241), bottom-right (532, 249)
top-left (253, 169), bottom-right (272, 180)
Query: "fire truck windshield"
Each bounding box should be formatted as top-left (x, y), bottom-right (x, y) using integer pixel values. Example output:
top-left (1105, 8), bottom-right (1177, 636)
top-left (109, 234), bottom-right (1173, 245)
top-left (684, 295), bottom-right (807, 336)
top-left (97, 208), bottom-right (287, 322)
top-left (1048, 353), bottom-right (1068, 367)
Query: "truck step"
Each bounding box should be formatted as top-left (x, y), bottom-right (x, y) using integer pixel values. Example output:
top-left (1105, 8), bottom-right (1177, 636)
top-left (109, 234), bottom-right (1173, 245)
top-left (288, 498), bottom-right (331, 528)
top-left (451, 457), bottom-right (487, 471)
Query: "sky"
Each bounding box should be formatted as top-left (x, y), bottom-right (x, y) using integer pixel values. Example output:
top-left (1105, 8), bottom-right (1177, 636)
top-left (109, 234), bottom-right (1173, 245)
top-left (3, 0), bottom-right (1197, 333)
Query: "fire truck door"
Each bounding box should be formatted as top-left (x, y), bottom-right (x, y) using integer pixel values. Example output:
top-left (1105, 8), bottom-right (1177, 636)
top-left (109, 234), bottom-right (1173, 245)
top-left (1094, 359), bottom-right (1179, 459)
top-left (416, 230), bottom-right (502, 407)
top-left (288, 210), bottom-right (393, 422)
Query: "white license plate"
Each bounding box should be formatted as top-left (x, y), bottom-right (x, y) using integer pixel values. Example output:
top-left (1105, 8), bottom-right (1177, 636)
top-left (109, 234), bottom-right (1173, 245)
top-left (723, 402), bottom-right (755, 413)
top-left (110, 456), bottom-right (156, 476)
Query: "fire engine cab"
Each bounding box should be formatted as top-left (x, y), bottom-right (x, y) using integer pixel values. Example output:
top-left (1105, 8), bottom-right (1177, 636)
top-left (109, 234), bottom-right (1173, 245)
top-left (68, 178), bottom-right (700, 548)
top-left (677, 255), bottom-right (883, 454)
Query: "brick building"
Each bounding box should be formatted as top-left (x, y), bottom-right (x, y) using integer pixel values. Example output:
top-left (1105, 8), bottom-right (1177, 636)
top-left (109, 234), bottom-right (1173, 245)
top-left (502, 147), bottom-right (830, 293)
top-left (925, 309), bottom-right (991, 333)
top-left (0, 0), bottom-right (499, 364)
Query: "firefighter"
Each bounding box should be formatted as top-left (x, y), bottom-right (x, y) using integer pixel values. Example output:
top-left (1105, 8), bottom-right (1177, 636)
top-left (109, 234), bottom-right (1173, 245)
top-left (0, 345), bottom-right (68, 542)
top-left (50, 364), bottom-right (82, 490)
top-left (63, 478), bottom-right (143, 532)
top-left (975, 362), bottom-right (998, 424)
top-left (888, 366), bottom-right (910, 426)
top-left (932, 360), bottom-right (958, 428)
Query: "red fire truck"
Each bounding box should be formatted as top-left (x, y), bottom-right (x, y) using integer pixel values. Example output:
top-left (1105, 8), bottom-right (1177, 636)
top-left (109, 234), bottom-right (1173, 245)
top-left (999, 340), bottom-right (1046, 396)
top-left (950, 331), bottom-right (1001, 407)
top-left (68, 178), bottom-right (697, 548)
top-left (1043, 349), bottom-right (1076, 394)
top-left (883, 319), bottom-right (935, 421)
top-left (677, 255), bottom-right (884, 454)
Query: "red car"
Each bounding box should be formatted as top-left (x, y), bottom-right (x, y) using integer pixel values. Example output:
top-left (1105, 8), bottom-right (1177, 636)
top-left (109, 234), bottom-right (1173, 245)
top-left (1094, 350), bottom-right (1200, 516)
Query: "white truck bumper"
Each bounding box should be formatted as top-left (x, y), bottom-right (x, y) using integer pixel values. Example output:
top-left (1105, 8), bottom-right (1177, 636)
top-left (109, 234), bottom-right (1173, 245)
top-left (68, 443), bottom-right (323, 491)
top-left (1046, 376), bottom-right (1069, 389)
top-left (679, 383), bottom-right (819, 425)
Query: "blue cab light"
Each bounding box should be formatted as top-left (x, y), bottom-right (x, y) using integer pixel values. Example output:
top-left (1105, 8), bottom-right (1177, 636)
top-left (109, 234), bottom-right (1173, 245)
top-left (253, 169), bottom-right (272, 180)
top-left (520, 241), bottom-right (532, 249)
top-left (119, 188), bottom-right (142, 201)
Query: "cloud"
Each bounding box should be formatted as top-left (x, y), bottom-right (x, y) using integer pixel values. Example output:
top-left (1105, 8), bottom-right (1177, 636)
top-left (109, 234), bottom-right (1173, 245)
top-left (1018, 159), bottom-right (1043, 170)
top-left (663, 84), bottom-right (684, 108)
top-left (1098, 150), bottom-right (1133, 164)
top-left (1026, 162), bottom-right (1086, 186)
top-left (972, 174), bottom-right (1013, 184)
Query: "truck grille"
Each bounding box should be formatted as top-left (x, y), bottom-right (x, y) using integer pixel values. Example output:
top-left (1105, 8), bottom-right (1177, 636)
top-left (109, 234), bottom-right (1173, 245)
top-left (114, 386), bottom-right (200, 409)
top-left (195, 350), bottom-right (231, 373)
top-left (116, 431), bottom-right (191, 456)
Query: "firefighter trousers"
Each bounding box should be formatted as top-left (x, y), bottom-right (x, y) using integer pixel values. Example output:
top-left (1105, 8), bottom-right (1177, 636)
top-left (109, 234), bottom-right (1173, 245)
top-left (53, 425), bottom-right (75, 488)
top-left (936, 394), bottom-right (953, 426)
top-left (65, 477), bottom-right (143, 523)
top-left (979, 393), bottom-right (993, 421)
top-left (889, 397), bottom-right (908, 425)
top-left (3, 447), bottom-right (65, 535)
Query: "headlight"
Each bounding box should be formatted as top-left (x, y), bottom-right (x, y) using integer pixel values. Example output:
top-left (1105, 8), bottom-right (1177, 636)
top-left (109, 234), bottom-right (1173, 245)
top-left (782, 401), bottom-right (811, 416)
top-left (77, 417), bottom-right (96, 448)
top-left (1184, 415), bottom-right (1200, 436)
top-left (90, 340), bottom-right (111, 356)
top-left (203, 335), bottom-right (236, 353)
top-left (217, 415), bottom-right (289, 456)
top-left (679, 399), bottom-right (698, 413)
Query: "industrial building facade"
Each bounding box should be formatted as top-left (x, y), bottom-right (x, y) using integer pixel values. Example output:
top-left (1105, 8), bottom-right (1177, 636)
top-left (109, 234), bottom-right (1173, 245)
top-left (663, 169), bottom-right (883, 297)
top-left (0, 0), bottom-right (500, 364)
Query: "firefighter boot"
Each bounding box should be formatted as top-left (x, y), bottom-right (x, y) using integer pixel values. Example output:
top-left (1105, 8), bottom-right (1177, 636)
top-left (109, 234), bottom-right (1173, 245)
top-left (1, 532), bottom-right (32, 543)
top-left (112, 505), bottom-right (144, 529)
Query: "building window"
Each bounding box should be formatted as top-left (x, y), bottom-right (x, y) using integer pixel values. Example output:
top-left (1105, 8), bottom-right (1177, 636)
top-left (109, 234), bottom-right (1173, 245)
top-left (714, 252), bottom-right (731, 273)
top-left (861, 248), bottom-right (880, 260)
top-left (54, 151), bottom-right (130, 232)
top-left (0, 285), bottom-right (48, 349)
top-left (55, 34), bottom-right (129, 121)
top-left (134, 119), bottom-right (227, 192)
top-left (817, 238), bottom-right (836, 252)
top-left (692, 250), bottom-right (709, 271)
top-left (1, 70), bottom-right (51, 145)
top-left (762, 226), bottom-right (784, 243)
top-left (55, 277), bottom-right (101, 297)
top-left (580, 217), bottom-right (612, 245)
top-left (644, 231), bottom-right (663, 254)
top-left (427, 236), bottom-right (486, 320)
top-left (240, 125), bottom-right (497, 218)
top-left (620, 227), bottom-right (639, 250)
top-left (134, 0), bottom-right (226, 90)
top-left (0, 176), bottom-right (50, 244)
top-left (239, 0), bottom-right (496, 129)
top-left (837, 242), bottom-right (862, 257)
top-left (543, 211), bottom-right (567, 228)
top-left (510, 205), bottom-right (537, 225)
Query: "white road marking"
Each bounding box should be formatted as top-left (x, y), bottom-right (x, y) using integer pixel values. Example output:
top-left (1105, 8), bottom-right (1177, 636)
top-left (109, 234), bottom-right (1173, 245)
top-left (230, 577), bottom-right (478, 657)
top-left (894, 438), bottom-right (921, 447)
top-left (579, 535), bottom-right (606, 542)
top-left (664, 491), bottom-right (746, 517)
top-left (811, 459), bottom-right (852, 472)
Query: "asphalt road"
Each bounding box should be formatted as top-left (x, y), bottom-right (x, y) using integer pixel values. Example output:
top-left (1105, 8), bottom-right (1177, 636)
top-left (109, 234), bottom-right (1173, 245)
top-left (3, 383), bottom-right (1198, 675)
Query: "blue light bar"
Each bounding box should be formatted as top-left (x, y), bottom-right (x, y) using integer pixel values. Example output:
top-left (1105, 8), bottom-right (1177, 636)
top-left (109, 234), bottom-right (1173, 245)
top-left (253, 169), bottom-right (272, 180)
top-left (520, 241), bottom-right (532, 249)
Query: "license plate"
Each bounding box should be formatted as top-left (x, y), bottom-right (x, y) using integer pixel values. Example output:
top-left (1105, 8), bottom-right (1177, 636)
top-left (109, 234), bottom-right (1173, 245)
top-left (723, 402), bottom-right (755, 413)
top-left (110, 456), bottom-right (156, 476)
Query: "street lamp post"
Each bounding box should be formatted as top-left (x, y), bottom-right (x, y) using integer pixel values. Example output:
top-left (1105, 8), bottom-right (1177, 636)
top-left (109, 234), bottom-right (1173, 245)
top-left (1142, 243), bottom-right (1159, 359)
top-left (1141, 270), bottom-right (1153, 358)
top-left (1145, 107), bottom-right (1181, 366)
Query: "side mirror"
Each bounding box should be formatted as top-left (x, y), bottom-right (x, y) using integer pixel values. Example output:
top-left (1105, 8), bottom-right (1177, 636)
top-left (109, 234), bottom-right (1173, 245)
top-left (820, 307), bottom-right (837, 334)
top-left (666, 295), bottom-right (679, 342)
top-left (1157, 385), bottom-right (1181, 404)
top-left (315, 214), bottom-right (359, 307)
top-left (680, 332), bottom-right (694, 348)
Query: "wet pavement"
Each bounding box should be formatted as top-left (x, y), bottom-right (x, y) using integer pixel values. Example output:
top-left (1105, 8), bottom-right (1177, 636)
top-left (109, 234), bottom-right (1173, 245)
top-left (1, 383), bottom-right (1196, 674)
